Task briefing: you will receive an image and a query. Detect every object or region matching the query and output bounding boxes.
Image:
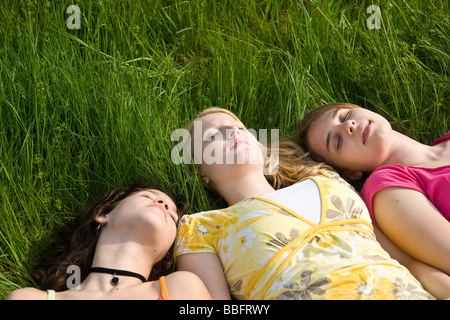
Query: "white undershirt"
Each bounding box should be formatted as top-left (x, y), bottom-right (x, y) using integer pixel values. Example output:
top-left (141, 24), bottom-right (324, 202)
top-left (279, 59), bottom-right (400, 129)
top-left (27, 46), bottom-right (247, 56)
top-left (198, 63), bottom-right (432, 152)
top-left (261, 179), bottom-right (321, 224)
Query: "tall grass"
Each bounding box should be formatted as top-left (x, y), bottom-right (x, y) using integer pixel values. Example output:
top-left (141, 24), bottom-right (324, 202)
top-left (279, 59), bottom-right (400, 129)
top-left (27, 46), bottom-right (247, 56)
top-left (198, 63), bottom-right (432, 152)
top-left (0, 0), bottom-right (448, 298)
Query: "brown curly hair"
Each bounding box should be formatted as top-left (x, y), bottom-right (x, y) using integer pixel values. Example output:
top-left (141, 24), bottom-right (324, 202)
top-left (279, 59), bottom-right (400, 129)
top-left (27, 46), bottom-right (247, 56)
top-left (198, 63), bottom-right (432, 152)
top-left (31, 183), bottom-right (187, 291)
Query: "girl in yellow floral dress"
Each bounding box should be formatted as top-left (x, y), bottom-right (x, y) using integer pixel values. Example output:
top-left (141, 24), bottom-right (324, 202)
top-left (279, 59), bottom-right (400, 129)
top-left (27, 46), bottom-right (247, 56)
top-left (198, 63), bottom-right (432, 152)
top-left (174, 108), bottom-right (441, 300)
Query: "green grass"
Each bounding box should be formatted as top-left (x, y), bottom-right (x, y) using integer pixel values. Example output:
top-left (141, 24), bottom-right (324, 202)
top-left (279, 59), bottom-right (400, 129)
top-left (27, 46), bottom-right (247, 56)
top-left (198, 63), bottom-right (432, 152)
top-left (0, 0), bottom-right (448, 298)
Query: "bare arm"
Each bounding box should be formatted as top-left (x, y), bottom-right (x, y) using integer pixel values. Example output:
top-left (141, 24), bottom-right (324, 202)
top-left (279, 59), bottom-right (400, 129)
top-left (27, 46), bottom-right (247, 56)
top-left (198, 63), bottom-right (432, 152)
top-left (165, 271), bottom-right (212, 300)
top-left (176, 252), bottom-right (231, 300)
top-left (373, 187), bottom-right (450, 275)
top-left (374, 226), bottom-right (450, 299)
top-left (5, 288), bottom-right (47, 300)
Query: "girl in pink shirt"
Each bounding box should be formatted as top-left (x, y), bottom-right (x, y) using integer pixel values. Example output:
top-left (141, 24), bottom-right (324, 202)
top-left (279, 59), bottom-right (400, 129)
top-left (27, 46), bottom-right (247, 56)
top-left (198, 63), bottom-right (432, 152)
top-left (298, 102), bottom-right (450, 297)
top-left (361, 131), bottom-right (450, 226)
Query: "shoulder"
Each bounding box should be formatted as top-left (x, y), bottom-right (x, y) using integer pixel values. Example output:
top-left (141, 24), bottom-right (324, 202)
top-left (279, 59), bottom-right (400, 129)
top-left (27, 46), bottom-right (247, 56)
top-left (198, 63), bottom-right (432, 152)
top-left (313, 170), bottom-right (357, 191)
top-left (5, 287), bottom-right (47, 300)
top-left (178, 208), bottom-right (230, 229)
top-left (164, 271), bottom-right (212, 300)
top-left (362, 165), bottom-right (419, 199)
top-left (368, 164), bottom-right (416, 182)
top-left (180, 211), bottom-right (214, 223)
top-left (431, 131), bottom-right (450, 146)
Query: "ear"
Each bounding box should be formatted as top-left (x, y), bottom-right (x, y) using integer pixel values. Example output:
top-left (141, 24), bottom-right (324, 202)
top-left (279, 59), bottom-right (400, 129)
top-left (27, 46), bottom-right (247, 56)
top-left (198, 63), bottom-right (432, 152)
top-left (341, 170), bottom-right (363, 181)
top-left (94, 210), bottom-right (109, 225)
top-left (198, 174), bottom-right (210, 186)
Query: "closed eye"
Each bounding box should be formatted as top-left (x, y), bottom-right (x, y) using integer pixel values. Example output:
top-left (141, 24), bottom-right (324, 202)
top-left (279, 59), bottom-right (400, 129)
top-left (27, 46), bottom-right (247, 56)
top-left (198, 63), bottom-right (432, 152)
top-left (341, 110), bottom-right (351, 122)
top-left (203, 128), bottom-right (220, 141)
top-left (336, 110), bottom-right (351, 151)
top-left (336, 135), bottom-right (342, 150)
top-left (142, 194), bottom-right (154, 200)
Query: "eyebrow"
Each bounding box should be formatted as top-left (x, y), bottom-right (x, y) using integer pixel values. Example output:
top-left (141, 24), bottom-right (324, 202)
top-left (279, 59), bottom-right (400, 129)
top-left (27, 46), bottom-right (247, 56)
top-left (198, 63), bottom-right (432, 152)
top-left (146, 190), bottom-right (176, 207)
top-left (326, 109), bottom-right (340, 152)
top-left (203, 123), bottom-right (217, 133)
top-left (203, 121), bottom-right (244, 135)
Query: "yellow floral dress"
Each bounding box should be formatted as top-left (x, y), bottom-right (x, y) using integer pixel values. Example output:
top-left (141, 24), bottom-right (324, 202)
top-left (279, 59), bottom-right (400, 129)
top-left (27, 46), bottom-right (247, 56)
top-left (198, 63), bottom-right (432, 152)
top-left (175, 171), bottom-right (434, 300)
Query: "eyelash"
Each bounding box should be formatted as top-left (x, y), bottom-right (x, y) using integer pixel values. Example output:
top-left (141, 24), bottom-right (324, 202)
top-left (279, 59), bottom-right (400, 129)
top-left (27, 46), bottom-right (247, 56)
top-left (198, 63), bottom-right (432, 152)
top-left (343, 111), bottom-right (351, 122)
top-left (337, 111), bottom-right (351, 150)
top-left (205, 126), bottom-right (245, 140)
top-left (142, 194), bottom-right (178, 223)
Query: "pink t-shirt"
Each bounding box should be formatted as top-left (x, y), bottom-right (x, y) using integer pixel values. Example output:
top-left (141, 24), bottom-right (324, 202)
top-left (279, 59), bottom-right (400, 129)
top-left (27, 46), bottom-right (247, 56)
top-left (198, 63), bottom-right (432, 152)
top-left (361, 131), bottom-right (450, 227)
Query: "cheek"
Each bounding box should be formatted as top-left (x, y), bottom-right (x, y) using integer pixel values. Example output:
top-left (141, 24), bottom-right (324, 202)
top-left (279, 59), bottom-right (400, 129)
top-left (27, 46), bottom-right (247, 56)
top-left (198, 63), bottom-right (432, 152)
top-left (308, 143), bottom-right (327, 164)
top-left (336, 141), bottom-right (380, 171)
top-left (306, 128), bottom-right (327, 160)
top-left (167, 222), bottom-right (177, 239)
top-left (161, 224), bottom-right (177, 251)
top-left (201, 140), bottom-right (227, 165)
top-left (253, 144), bottom-right (266, 166)
top-left (146, 221), bottom-right (176, 250)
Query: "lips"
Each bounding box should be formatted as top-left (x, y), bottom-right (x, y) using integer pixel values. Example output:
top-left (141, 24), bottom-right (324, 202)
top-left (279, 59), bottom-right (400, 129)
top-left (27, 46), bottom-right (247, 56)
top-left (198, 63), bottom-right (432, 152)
top-left (147, 203), bottom-right (167, 215)
top-left (232, 139), bottom-right (249, 149)
top-left (360, 121), bottom-right (371, 144)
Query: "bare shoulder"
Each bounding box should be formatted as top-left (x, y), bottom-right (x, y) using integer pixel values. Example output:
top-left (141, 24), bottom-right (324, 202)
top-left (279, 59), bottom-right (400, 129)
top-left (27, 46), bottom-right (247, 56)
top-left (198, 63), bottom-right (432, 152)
top-left (164, 271), bottom-right (212, 300)
top-left (5, 287), bottom-right (47, 300)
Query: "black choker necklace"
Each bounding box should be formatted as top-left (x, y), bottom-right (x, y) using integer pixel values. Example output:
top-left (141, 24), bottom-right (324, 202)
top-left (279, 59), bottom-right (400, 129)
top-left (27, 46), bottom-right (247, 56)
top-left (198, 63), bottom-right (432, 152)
top-left (90, 267), bottom-right (147, 286)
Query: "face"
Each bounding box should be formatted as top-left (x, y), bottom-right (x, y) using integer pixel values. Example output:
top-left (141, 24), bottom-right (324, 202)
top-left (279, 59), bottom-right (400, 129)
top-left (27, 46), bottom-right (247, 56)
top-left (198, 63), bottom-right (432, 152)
top-left (99, 189), bottom-right (178, 253)
top-left (196, 112), bottom-right (264, 186)
top-left (306, 107), bottom-right (393, 172)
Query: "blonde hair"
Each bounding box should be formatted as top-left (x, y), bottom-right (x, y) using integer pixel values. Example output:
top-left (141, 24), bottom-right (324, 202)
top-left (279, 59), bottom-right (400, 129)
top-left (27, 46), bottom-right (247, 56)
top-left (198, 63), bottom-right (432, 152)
top-left (185, 107), bottom-right (333, 190)
top-left (265, 140), bottom-right (334, 189)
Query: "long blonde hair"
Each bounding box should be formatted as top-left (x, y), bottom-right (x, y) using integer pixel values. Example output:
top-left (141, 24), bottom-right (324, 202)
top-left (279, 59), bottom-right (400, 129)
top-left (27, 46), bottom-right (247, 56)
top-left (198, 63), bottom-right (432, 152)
top-left (185, 107), bottom-right (333, 190)
top-left (266, 140), bottom-right (333, 189)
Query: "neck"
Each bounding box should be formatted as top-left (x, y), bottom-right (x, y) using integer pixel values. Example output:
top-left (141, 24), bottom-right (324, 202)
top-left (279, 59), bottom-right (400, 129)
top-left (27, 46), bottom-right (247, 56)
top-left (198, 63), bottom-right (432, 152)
top-left (382, 131), bottom-right (440, 167)
top-left (82, 239), bottom-right (157, 291)
top-left (215, 172), bottom-right (275, 206)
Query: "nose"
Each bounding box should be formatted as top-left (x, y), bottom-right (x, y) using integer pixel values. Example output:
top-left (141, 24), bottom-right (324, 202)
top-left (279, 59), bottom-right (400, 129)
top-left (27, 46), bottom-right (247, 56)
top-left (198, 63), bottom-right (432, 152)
top-left (229, 126), bottom-right (242, 139)
top-left (340, 119), bottom-right (356, 136)
top-left (156, 199), bottom-right (169, 211)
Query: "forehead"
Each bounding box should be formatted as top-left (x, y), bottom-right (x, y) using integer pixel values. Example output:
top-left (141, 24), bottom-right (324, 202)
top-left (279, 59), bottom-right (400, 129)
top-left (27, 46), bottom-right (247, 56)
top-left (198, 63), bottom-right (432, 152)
top-left (308, 109), bottom-right (335, 137)
top-left (306, 109), bottom-right (337, 156)
top-left (199, 112), bottom-right (242, 128)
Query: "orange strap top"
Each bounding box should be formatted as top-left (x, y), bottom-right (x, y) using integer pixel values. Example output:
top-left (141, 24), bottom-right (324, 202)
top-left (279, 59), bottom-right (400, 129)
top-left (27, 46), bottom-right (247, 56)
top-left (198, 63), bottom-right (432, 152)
top-left (157, 276), bottom-right (171, 300)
